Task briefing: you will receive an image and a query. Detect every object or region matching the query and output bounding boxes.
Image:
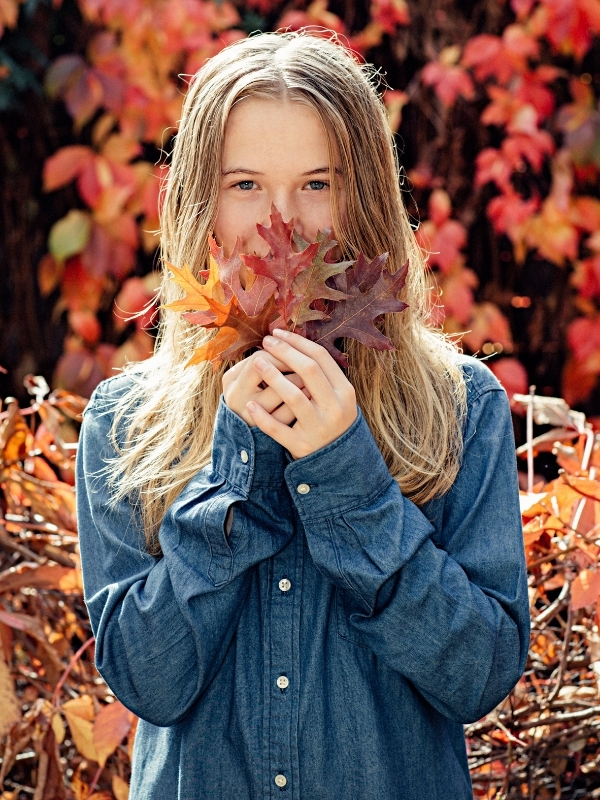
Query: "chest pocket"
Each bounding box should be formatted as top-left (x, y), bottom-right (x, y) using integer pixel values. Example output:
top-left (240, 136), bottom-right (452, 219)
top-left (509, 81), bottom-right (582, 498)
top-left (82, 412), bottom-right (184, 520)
top-left (335, 587), bottom-right (371, 650)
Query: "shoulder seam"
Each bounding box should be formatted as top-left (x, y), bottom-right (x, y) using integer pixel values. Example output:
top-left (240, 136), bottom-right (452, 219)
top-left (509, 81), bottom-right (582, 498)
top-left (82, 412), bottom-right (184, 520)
top-left (468, 384), bottom-right (506, 408)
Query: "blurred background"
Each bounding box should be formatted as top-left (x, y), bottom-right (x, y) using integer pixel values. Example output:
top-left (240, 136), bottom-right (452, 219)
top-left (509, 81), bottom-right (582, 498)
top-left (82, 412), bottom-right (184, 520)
top-left (1, 0), bottom-right (599, 433)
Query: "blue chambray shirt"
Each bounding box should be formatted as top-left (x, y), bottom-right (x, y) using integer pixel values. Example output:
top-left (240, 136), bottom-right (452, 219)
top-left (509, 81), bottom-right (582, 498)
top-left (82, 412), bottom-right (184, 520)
top-left (76, 355), bottom-right (530, 800)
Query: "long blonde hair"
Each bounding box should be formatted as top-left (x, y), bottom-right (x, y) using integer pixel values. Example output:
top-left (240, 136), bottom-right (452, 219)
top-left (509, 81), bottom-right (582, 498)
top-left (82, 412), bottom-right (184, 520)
top-left (103, 31), bottom-right (467, 555)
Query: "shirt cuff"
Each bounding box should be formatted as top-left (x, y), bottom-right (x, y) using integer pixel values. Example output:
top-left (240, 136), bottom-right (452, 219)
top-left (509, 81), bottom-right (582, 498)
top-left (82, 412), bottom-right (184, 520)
top-left (283, 407), bottom-right (394, 521)
top-left (210, 395), bottom-right (288, 494)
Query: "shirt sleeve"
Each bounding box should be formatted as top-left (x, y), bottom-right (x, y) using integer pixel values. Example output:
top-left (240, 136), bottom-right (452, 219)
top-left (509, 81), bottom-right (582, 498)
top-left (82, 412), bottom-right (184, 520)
top-left (284, 378), bottom-right (530, 724)
top-left (76, 386), bottom-right (293, 727)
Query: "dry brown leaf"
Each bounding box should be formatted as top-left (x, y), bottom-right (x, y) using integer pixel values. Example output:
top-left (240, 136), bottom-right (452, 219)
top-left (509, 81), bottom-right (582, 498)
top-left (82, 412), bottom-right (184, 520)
top-left (0, 565), bottom-right (81, 594)
top-left (70, 766), bottom-right (90, 800)
top-left (93, 700), bottom-right (134, 768)
top-left (0, 639), bottom-right (20, 738)
top-left (36, 725), bottom-right (66, 800)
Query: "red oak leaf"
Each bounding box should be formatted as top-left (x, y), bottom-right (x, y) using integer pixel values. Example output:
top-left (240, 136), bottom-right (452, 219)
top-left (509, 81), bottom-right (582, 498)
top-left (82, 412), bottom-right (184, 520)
top-left (287, 231), bottom-right (352, 329)
top-left (306, 257), bottom-right (408, 367)
top-left (209, 237), bottom-right (277, 317)
top-left (240, 205), bottom-right (321, 326)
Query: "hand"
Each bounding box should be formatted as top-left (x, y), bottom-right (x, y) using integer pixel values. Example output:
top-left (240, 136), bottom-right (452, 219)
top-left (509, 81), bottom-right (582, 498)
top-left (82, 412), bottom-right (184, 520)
top-left (246, 329), bottom-right (357, 460)
top-left (222, 349), bottom-right (311, 427)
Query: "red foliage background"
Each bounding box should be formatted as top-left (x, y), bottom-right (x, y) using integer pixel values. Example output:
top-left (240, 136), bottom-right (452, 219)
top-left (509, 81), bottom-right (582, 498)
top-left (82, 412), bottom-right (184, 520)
top-left (0, 0), bottom-right (599, 421)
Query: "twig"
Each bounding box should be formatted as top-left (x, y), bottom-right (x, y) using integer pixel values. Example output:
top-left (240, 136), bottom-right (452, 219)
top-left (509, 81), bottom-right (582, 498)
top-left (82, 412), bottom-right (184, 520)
top-left (513, 704), bottom-right (600, 730)
top-left (0, 527), bottom-right (44, 564)
top-left (86, 763), bottom-right (103, 799)
top-left (532, 580), bottom-right (570, 625)
top-left (547, 604), bottom-right (574, 704)
top-left (51, 636), bottom-right (95, 707)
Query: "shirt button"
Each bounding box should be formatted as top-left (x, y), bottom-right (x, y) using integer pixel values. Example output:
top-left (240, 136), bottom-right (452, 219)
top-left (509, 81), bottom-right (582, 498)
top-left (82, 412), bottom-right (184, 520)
top-left (278, 578), bottom-right (291, 592)
top-left (240, 450), bottom-right (249, 463)
top-left (276, 675), bottom-right (289, 689)
top-left (297, 483), bottom-right (310, 494)
top-left (274, 774), bottom-right (287, 787)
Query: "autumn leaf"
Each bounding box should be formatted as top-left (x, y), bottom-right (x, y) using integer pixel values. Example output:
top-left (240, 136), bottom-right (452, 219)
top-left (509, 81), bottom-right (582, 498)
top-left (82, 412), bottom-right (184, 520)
top-left (43, 146), bottom-right (94, 192)
top-left (287, 230), bottom-right (352, 328)
top-left (209, 238), bottom-right (276, 317)
top-left (61, 695), bottom-right (97, 762)
top-left (0, 565), bottom-right (82, 594)
top-left (163, 258), bottom-right (226, 314)
top-left (186, 296), bottom-right (278, 370)
top-left (572, 569), bottom-right (600, 610)
top-left (170, 205), bottom-right (409, 369)
top-left (93, 700), bottom-right (134, 768)
top-left (306, 256), bottom-right (409, 367)
top-left (422, 46), bottom-right (475, 106)
top-left (563, 474), bottom-right (600, 503)
top-left (0, 640), bottom-right (20, 738)
top-left (112, 775), bottom-right (130, 800)
top-left (240, 205), bottom-right (320, 326)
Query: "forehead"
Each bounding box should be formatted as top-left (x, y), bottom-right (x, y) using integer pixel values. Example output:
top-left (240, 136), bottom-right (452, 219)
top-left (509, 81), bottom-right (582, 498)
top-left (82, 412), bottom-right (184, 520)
top-left (222, 98), bottom-right (331, 166)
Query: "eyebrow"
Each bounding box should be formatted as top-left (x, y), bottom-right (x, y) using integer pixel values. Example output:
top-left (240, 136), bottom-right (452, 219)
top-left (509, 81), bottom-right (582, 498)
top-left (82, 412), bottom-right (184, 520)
top-left (221, 166), bottom-right (341, 176)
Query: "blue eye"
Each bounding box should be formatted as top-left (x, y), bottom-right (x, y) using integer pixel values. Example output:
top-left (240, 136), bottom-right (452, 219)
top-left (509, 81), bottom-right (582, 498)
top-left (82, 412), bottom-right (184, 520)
top-left (236, 181), bottom-right (255, 190)
top-left (308, 180), bottom-right (328, 190)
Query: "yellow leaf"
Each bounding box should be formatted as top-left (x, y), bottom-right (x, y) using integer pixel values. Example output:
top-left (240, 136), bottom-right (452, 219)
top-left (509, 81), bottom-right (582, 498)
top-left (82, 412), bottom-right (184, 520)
top-left (112, 775), bottom-right (130, 800)
top-left (51, 710), bottom-right (65, 745)
top-left (62, 695), bottom-right (97, 762)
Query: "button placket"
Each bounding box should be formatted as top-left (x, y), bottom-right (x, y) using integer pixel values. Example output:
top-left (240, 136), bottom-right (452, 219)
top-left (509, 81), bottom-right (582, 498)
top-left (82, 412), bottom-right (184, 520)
top-left (266, 530), bottom-right (301, 797)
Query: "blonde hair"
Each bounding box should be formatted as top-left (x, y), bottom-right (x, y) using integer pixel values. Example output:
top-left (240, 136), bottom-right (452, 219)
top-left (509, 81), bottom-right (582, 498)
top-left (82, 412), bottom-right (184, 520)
top-left (103, 30), bottom-right (467, 555)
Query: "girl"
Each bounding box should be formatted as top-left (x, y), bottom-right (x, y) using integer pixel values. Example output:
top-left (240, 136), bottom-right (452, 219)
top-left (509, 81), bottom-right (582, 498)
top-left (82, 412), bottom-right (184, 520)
top-left (76, 31), bottom-right (530, 800)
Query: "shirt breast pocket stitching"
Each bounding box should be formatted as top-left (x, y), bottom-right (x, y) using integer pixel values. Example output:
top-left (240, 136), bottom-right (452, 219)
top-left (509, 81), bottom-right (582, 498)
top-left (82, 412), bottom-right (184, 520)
top-left (226, 501), bottom-right (247, 557)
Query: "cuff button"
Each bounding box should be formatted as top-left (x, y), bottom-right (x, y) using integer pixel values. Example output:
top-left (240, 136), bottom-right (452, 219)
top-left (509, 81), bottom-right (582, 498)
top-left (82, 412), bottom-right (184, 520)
top-left (240, 450), bottom-right (249, 463)
top-left (297, 483), bottom-right (310, 494)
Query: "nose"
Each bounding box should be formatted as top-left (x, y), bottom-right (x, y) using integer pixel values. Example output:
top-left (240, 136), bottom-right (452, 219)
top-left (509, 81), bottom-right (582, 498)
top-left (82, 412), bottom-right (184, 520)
top-left (265, 190), bottom-right (303, 237)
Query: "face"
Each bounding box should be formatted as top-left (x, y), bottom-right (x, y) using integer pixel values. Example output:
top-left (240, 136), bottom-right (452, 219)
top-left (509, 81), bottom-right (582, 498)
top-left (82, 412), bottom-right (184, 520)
top-left (213, 98), bottom-right (346, 261)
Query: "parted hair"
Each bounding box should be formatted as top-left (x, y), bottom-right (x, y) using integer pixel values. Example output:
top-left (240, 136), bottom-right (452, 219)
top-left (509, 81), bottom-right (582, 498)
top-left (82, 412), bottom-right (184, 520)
top-left (101, 30), bottom-right (467, 555)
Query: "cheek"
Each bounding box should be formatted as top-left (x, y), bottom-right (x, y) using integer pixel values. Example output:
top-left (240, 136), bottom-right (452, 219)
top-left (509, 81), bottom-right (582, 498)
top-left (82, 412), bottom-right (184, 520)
top-left (213, 199), bottom-right (249, 254)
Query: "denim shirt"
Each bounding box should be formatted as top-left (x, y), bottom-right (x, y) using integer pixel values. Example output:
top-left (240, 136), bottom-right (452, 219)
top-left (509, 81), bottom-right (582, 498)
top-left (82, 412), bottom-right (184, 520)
top-left (76, 355), bottom-right (530, 800)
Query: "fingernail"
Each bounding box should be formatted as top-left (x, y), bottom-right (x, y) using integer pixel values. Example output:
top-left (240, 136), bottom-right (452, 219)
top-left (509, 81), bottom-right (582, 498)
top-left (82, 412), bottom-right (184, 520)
top-left (247, 401), bottom-right (257, 412)
top-left (255, 357), bottom-right (267, 369)
top-left (263, 335), bottom-right (278, 346)
top-left (273, 328), bottom-right (289, 337)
